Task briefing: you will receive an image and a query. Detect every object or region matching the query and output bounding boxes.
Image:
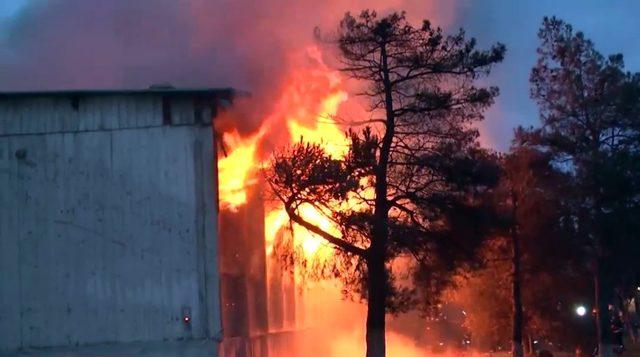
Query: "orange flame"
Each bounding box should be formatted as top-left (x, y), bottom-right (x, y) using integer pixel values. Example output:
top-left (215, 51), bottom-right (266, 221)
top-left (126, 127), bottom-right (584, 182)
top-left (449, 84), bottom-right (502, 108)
top-left (217, 37), bottom-right (467, 357)
top-left (218, 46), bottom-right (350, 259)
top-left (217, 128), bottom-right (265, 211)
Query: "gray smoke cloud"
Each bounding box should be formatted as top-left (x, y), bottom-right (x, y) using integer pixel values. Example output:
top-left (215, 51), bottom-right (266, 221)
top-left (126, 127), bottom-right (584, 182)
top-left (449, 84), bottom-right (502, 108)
top-left (0, 0), bottom-right (453, 90)
top-left (0, 0), bottom-right (454, 134)
top-left (4, 1), bottom-right (639, 149)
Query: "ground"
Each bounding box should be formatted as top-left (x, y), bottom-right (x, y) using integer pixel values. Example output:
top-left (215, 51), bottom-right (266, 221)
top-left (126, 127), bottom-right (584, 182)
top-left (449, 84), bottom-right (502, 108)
top-left (0, 340), bottom-right (218, 357)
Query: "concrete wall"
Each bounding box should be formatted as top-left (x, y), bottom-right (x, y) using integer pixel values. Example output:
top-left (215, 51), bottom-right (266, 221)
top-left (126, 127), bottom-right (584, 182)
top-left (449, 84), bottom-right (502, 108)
top-left (0, 94), bottom-right (221, 352)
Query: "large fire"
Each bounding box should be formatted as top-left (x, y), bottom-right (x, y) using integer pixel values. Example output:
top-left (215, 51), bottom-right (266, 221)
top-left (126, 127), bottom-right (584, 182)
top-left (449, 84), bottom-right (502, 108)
top-left (217, 127), bottom-right (265, 210)
top-left (218, 46), bottom-right (349, 258)
top-left (217, 44), bottom-right (474, 357)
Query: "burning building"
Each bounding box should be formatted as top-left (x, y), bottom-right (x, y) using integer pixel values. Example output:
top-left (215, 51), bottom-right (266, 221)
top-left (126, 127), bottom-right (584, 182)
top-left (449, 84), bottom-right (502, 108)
top-left (0, 84), bottom-right (343, 357)
top-left (218, 183), bottom-right (269, 355)
top-left (0, 1), bottom-right (480, 356)
top-left (0, 49), bottom-right (455, 357)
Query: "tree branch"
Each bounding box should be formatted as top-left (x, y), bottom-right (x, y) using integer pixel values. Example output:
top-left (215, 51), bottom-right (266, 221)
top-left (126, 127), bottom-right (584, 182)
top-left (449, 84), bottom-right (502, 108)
top-left (284, 204), bottom-right (368, 257)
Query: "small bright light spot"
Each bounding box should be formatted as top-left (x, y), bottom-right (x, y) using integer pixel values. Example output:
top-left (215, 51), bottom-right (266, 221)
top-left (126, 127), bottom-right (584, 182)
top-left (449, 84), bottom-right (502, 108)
top-left (439, 342), bottom-right (444, 346)
top-left (534, 340), bottom-right (539, 344)
top-left (461, 310), bottom-right (467, 316)
top-left (576, 305), bottom-right (587, 317)
top-left (637, 286), bottom-right (640, 292)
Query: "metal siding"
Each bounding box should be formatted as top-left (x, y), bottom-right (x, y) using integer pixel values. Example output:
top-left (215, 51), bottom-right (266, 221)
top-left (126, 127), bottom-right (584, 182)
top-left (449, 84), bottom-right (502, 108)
top-left (170, 98), bottom-right (196, 126)
top-left (0, 95), bottom-right (166, 136)
top-left (0, 136), bottom-right (22, 351)
top-left (0, 96), bottom-right (220, 352)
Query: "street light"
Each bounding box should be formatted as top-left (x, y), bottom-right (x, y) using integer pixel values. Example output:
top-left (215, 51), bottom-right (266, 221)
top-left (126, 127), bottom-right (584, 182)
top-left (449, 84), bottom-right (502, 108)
top-left (575, 305), bottom-right (587, 317)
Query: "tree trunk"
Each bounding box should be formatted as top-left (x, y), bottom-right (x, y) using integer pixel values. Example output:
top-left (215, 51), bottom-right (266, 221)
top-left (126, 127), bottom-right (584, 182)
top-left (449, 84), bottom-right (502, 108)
top-left (511, 192), bottom-right (524, 357)
top-left (595, 261), bottom-right (615, 357)
top-left (366, 252), bottom-right (386, 357)
top-left (512, 250), bottom-right (524, 357)
top-left (364, 39), bottom-right (395, 357)
top-left (587, 171), bottom-right (613, 357)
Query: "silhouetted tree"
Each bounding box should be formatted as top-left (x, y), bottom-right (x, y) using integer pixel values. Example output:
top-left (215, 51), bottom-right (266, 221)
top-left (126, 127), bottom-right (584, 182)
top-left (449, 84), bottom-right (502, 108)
top-left (266, 10), bottom-right (504, 357)
top-left (500, 143), bottom-right (585, 356)
top-left (451, 143), bottom-right (594, 353)
top-left (527, 17), bottom-right (640, 356)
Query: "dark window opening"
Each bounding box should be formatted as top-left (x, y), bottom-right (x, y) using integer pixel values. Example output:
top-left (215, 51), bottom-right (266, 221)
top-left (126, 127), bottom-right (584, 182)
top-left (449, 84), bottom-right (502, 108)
top-left (194, 104), bottom-right (203, 125)
top-left (162, 97), bottom-right (172, 125)
top-left (70, 96), bottom-right (80, 111)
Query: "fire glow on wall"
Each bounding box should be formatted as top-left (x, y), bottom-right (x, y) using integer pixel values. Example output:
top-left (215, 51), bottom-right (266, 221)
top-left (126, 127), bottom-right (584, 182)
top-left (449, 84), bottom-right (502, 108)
top-left (216, 45), bottom-right (359, 356)
top-left (218, 46), bottom-right (351, 259)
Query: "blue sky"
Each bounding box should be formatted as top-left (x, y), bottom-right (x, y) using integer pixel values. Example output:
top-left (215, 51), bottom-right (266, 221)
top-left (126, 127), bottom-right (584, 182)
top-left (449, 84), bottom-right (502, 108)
top-left (452, 0), bottom-right (640, 149)
top-left (0, 0), bottom-right (28, 19)
top-left (0, 0), bottom-right (28, 42)
top-left (1, 0), bottom-right (639, 150)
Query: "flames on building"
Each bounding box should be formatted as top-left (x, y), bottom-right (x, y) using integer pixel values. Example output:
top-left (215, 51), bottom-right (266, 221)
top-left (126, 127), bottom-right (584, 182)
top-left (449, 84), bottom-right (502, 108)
top-left (218, 45), bottom-right (349, 255)
top-left (215, 45), bottom-right (475, 356)
top-left (0, 0), bottom-right (591, 356)
top-left (216, 46), bottom-right (351, 356)
top-left (187, 3), bottom-right (480, 355)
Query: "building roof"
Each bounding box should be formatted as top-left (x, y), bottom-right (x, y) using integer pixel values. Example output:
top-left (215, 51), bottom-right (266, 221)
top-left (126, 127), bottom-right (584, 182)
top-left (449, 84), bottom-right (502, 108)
top-left (0, 86), bottom-right (248, 136)
top-left (0, 87), bottom-right (247, 100)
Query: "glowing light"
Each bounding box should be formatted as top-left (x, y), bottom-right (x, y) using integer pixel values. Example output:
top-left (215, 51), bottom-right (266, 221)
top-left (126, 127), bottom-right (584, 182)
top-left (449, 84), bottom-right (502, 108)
top-left (293, 203), bottom-right (337, 258)
top-left (264, 209), bottom-right (289, 255)
top-left (217, 128), bottom-right (265, 211)
top-left (287, 90), bottom-right (349, 158)
top-left (218, 46), bottom-right (357, 261)
top-left (576, 305), bottom-right (587, 317)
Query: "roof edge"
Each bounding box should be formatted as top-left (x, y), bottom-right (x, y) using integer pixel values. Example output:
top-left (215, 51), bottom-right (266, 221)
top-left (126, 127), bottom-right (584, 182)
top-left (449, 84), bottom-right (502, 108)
top-left (0, 87), bottom-right (249, 100)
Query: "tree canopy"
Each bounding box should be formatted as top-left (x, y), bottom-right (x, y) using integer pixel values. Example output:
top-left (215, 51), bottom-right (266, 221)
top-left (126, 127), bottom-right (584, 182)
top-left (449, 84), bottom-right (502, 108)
top-left (525, 16), bottom-right (640, 353)
top-left (267, 10), bottom-right (504, 356)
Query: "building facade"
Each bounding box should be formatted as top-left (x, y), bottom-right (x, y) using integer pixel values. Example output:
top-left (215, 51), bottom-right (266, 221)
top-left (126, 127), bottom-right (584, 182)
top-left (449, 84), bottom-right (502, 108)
top-left (0, 89), bottom-right (233, 355)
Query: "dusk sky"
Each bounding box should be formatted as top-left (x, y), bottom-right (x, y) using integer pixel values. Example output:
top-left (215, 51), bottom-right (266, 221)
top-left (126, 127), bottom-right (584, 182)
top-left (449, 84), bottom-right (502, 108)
top-left (1, 0), bottom-right (639, 150)
top-left (453, 0), bottom-right (640, 148)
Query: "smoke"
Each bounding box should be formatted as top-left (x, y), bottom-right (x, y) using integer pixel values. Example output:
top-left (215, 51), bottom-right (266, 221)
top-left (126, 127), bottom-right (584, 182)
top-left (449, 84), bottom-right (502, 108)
top-left (1, 2), bottom-right (476, 353)
top-left (0, 0), bottom-right (455, 133)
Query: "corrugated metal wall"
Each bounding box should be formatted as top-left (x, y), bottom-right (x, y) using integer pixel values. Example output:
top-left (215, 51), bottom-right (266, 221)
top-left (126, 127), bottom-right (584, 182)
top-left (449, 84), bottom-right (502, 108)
top-left (0, 94), bottom-right (221, 352)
